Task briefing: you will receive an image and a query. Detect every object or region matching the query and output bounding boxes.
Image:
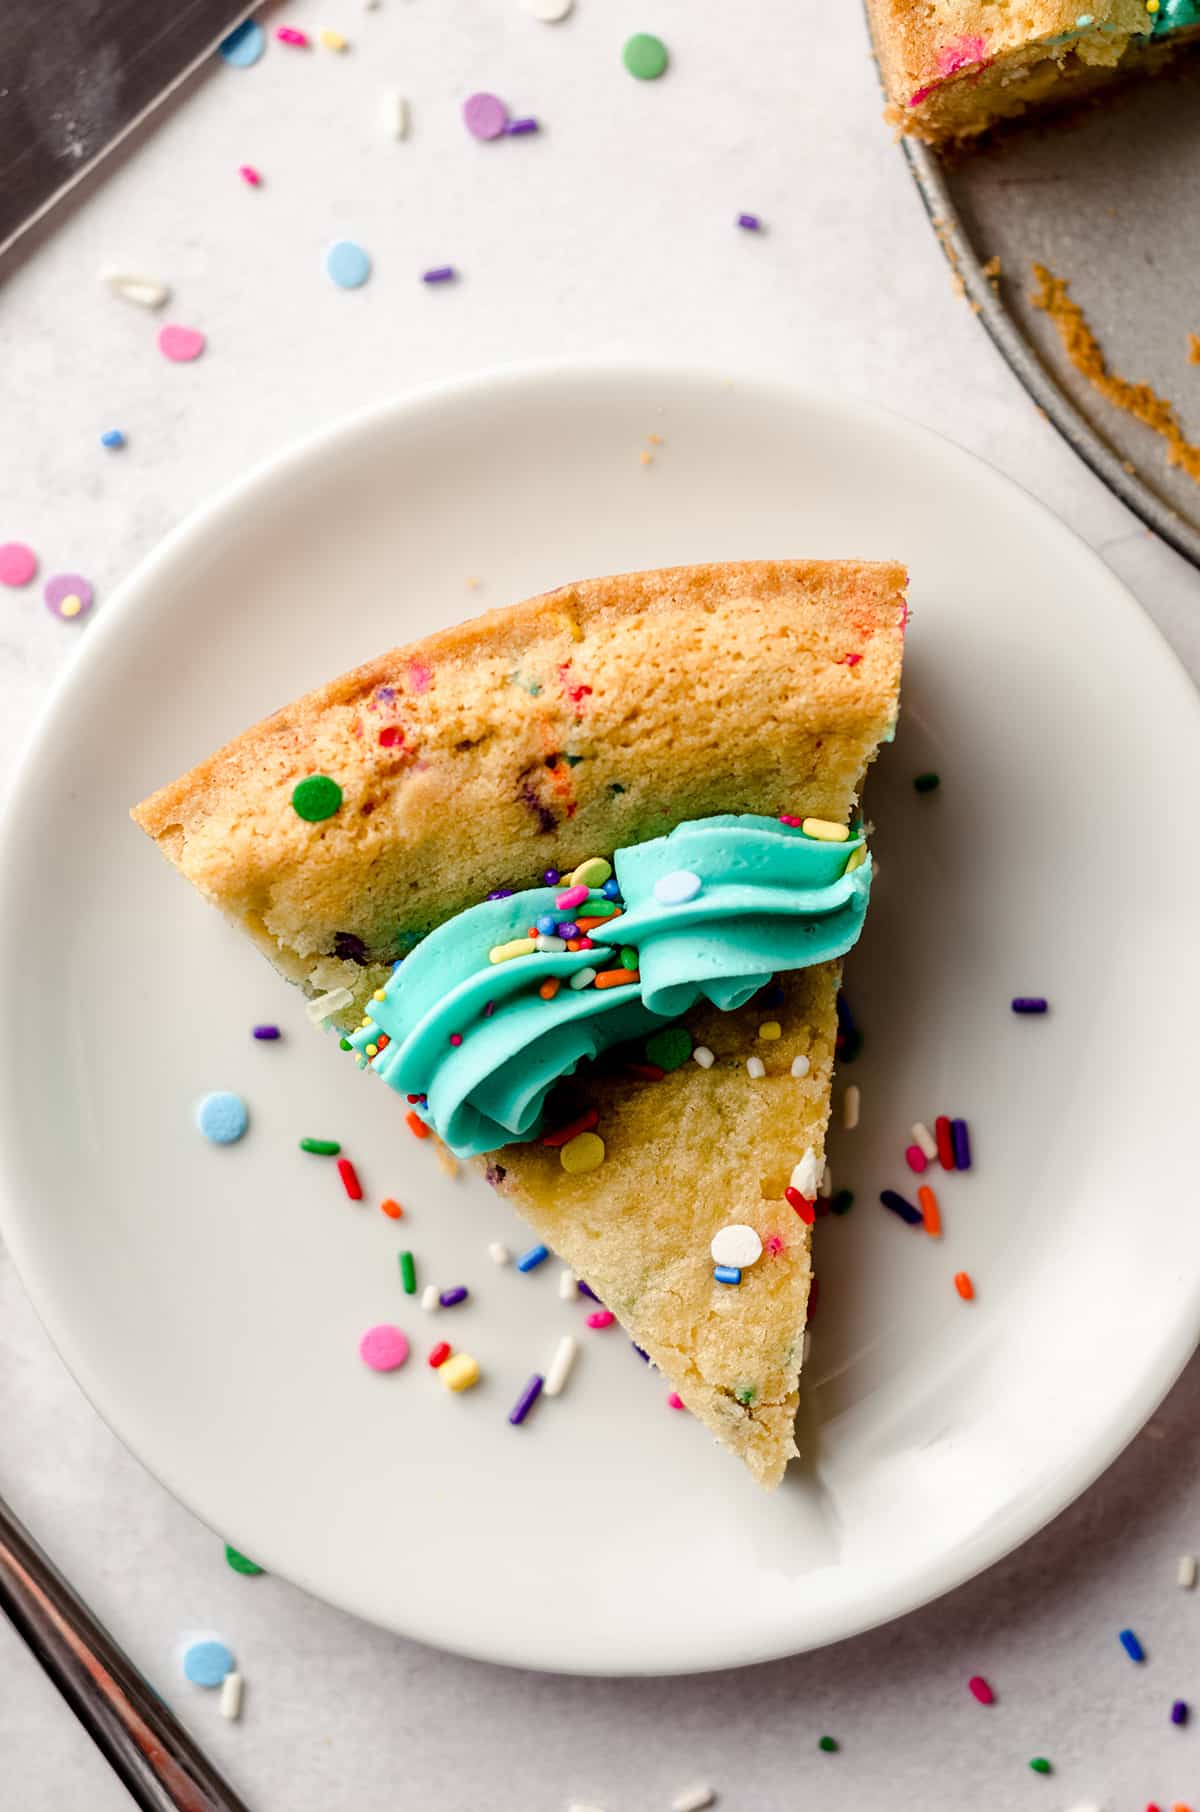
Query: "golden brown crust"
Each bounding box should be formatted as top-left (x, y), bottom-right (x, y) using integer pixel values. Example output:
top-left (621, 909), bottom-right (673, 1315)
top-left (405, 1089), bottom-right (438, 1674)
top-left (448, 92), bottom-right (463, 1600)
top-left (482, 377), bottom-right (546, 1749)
top-left (133, 561), bottom-right (906, 1016)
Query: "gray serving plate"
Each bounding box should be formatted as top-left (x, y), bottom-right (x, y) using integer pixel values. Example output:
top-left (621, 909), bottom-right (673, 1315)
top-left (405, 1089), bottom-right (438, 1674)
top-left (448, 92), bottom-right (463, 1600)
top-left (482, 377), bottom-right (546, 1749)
top-left (899, 58), bottom-right (1200, 570)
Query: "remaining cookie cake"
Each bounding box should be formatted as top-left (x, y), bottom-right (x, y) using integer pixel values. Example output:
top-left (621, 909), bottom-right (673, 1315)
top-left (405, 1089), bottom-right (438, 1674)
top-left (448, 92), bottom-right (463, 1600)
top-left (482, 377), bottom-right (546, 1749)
top-left (134, 560), bottom-right (906, 1486)
top-left (867, 0), bottom-right (1200, 144)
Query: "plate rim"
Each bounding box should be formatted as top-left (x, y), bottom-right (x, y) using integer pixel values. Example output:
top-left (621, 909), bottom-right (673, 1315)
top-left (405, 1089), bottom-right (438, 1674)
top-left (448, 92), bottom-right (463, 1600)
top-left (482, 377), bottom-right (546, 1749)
top-left (1, 357), bottom-right (1198, 1676)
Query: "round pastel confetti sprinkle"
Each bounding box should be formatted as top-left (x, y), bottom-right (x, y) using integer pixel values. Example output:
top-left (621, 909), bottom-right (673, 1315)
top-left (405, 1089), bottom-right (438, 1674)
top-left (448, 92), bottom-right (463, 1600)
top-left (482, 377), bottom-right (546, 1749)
top-left (623, 32), bottom-right (668, 79)
top-left (195, 1091), bottom-right (248, 1144)
top-left (158, 323), bottom-right (206, 362)
top-left (645, 1026), bottom-right (692, 1071)
top-left (0, 543), bottom-right (37, 587)
top-left (359, 1324), bottom-right (410, 1371)
top-left (463, 91), bottom-right (509, 139)
top-left (291, 774), bottom-right (343, 820)
top-left (560, 1130), bottom-right (605, 1174)
top-left (325, 240), bottom-right (372, 289)
top-left (224, 1544), bottom-right (264, 1576)
top-left (711, 1224), bottom-right (763, 1269)
top-left (183, 1639), bottom-right (235, 1687)
top-left (524, 0), bottom-right (573, 17)
top-left (653, 869), bottom-right (702, 905)
top-left (44, 573), bottom-right (93, 621)
top-left (218, 19), bottom-right (265, 66)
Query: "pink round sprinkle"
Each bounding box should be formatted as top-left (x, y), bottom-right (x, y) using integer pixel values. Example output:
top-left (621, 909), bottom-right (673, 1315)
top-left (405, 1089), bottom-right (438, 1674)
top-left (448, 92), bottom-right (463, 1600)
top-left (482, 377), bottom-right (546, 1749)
top-left (239, 164), bottom-right (262, 186)
top-left (585, 1309), bottom-right (615, 1330)
top-left (967, 1675), bottom-right (994, 1705)
top-left (158, 323), bottom-right (206, 363)
top-left (555, 884), bottom-right (589, 911)
top-left (904, 1144), bottom-right (928, 1174)
top-left (276, 25), bottom-right (308, 45)
top-left (44, 572), bottom-right (93, 620)
top-left (0, 542), bottom-right (37, 587)
top-left (359, 1324), bottom-right (409, 1371)
top-left (667, 1392), bottom-right (685, 1410)
top-left (463, 91), bottom-right (509, 140)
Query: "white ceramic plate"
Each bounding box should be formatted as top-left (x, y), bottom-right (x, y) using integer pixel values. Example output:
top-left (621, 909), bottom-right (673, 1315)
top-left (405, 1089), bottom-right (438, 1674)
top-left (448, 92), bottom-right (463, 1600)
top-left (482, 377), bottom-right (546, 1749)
top-left (1, 366), bottom-right (1197, 1677)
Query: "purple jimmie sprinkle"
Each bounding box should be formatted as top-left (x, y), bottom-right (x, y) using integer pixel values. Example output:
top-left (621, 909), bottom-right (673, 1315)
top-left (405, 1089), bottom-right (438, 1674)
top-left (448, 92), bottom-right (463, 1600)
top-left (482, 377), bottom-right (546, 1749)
top-left (631, 1343), bottom-right (650, 1364)
top-left (422, 265), bottom-right (457, 284)
top-left (951, 1118), bottom-right (972, 1171)
top-left (486, 887), bottom-right (514, 901)
top-left (483, 999), bottom-right (497, 1017)
top-left (506, 117), bottom-right (539, 135)
top-left (439, 1286), bottom-right (469, 1309)
top-left (1012, 997), bottom-right (1049, 1014)
top-left (576, 1280), bottom-right (600, 1302)
top-left (1172, 1698), bottom-right (1189, 1725)
top-left (252, 1025), bottom-right (281, 1040)
top-left (737, 212), bottom-right (762, 231)
top-left (880, 1190), bottom-right (923, 1227)
top-left (508, 1373), bottom-right (544, 1427)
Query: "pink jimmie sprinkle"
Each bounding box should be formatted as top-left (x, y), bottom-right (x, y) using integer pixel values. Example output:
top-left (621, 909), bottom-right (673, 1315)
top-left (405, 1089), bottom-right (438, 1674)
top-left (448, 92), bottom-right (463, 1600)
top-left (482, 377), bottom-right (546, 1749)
top-left (586, 1310), bottom-right (615, 1330)
top-left (239, 165), bottom-right (262, 186)
top-left (276, 26), bottom-right (308, 46)
top-left (407, 660), bottom-right (432, 693)
top-left (839, 651), bottom-right (863, 668)
top-left (967, 1675), bottom-right (995, 1705)
top-left (779, 813), bottom-right (803, 827)
top-left (904, 1144), bottom-right (928, 1174)
top-left (667, 1392), bottom-right (685, 1410)
top-left (765, 1234), bottom-right (784, 1255)
top-left (556, 884), bottom-right (590, 911)
top-left (910, 33), bottom-right (989, 105)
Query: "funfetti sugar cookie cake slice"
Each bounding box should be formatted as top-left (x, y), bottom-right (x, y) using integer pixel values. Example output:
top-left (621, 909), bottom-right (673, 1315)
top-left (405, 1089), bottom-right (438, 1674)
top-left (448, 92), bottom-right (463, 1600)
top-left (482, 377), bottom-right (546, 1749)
top-left (133, 560), bottom-right (906, 1487)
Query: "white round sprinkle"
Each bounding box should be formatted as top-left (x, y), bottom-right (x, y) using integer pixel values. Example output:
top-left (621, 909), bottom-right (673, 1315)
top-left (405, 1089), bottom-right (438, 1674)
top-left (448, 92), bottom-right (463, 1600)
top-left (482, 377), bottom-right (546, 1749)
top-left (100, 269), bottom-right (170, 309)
top-left (842, 1084), bottom-right (861, 1130)
top-left (710, 1223), bottom-right (763, 1269)
top-left (790, 1147), bottom-right (820, 1199)
top-left (746, 1055), bottom-right (765, 1079)
top-left (790, 1053), bottom-right (810, 1079)
top-left (557, 1266), bottom-right (577, 1301)
top-left (671, 1786), bottom-right (716, 1812)
top-left (488, 1242), bottom-right (511, 1266)
top-left (380, 90), bottom-right (409, 138)
top-left (544, 1334), bottom-right (578, 1397)
top-left (911, 1120), bottom-right (938, 1160)
top-left (1180, 1553), bottom-right (1197, 1588)
top-left (569, 966), bottom-right (598, 990)
top-left (420, 1284), bottom-right (440, 1313)
top-left (653, 869), bottom-right (703, 906)
top-left (524, 0), bottom-right (574, 17)
top-left (219, 1671), bottom-right (243, 1721)
top-left (692, 1044), bottom-right (715, 1069)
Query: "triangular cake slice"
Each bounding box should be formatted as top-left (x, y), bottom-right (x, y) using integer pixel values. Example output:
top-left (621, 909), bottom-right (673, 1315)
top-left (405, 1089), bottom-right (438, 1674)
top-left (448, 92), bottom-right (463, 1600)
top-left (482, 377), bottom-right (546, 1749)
top-left (133, 560), bottom-right (905, 1487)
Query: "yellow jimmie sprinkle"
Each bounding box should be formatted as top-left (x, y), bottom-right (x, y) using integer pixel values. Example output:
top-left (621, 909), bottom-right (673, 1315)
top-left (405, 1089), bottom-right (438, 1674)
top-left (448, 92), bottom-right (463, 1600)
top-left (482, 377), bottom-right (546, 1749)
top-left (758, 1021), bottom-right (782, 1041)
top-left (801, 817), bottom-right (849, 843)
top-left (439, 1353), bottom-right (480, 1392)
top-left (319, 27), bottom-right (348, 48)
top-left (845, 845), bottom-right (867, 872)
top-left (489, 937), bottom-right (537, 964)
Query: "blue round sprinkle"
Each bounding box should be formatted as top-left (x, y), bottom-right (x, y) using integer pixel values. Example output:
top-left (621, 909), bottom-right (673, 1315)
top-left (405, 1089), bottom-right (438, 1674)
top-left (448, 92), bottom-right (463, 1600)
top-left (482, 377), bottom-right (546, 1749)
top-left (324, 240), bottom-right (372, 290)
top-left (535, 913), bottom-right (559, 936)
top-left (182, 1639), bottom-right (235, 1687)
top-left (196, 1092), bottom-right (248, 1145)
top-left (218, 19), bottom-right (265, 67)
top-left (100, 429), bottom-right (125, 449)
top-left (602, 877), bottom-right (621, 900)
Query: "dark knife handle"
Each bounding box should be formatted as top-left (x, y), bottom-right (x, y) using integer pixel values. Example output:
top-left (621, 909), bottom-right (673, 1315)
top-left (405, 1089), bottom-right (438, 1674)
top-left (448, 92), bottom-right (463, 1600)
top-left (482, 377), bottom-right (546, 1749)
top-left (0, 1490), bottom-right (254, 1811)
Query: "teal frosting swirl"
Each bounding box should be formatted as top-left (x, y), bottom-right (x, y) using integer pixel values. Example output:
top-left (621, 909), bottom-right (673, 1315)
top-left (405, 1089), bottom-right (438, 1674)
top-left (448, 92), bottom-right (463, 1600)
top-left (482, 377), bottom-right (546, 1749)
top-left (348, 813), bottom-right (872, 1157)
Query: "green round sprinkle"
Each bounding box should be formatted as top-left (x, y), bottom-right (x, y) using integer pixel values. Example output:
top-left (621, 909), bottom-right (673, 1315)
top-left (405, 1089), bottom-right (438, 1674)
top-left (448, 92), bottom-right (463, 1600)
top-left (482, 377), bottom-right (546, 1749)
top-left (1028, 1758), bottom-right (1052, 1775)
top-left (645, 1026), bottom-right (693, 1072)
top-left (300, 1137), bottom-right (341, 1155)
top-left (620, 946), bottom-right (639, 971)
top-left (292, 774), bottom-right (343, 821)
top-left (224, 1544), bottom-right (264, 1576)
top-left (831, 1188), bottom-right (855, 1215)
top-left (623, 31), bottom-right (668, 79)
top-left (913, 771), bottom-right (941, 794)
top-left (735, 1385), bottom-right (757, 1406)
top-left (818, 1736), bottom-right (839, 1753)
top-left (399, 1250), bottom-right (417, 1295)
top-left (339, 1038), bottom-right (352, 1051)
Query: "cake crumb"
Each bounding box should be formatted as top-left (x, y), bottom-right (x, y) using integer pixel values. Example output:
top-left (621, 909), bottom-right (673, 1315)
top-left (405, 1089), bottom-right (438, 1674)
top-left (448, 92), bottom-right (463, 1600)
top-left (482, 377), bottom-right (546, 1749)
top-left (1031, 264), bottom-right (1200, 487)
